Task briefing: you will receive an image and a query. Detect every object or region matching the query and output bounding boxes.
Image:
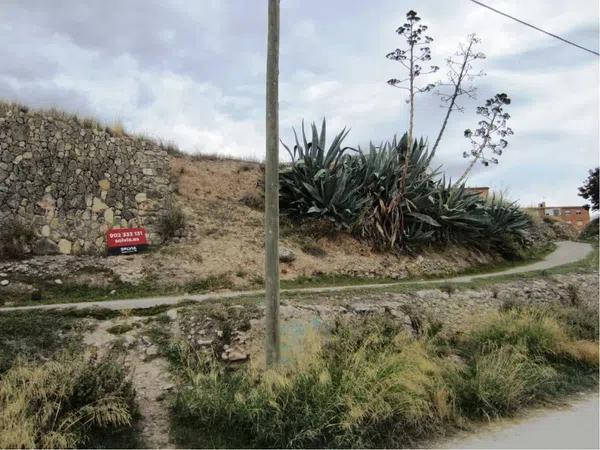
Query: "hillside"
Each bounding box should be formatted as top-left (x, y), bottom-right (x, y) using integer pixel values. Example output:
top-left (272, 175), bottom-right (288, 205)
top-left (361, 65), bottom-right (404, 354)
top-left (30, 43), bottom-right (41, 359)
top-left (0, 102), bottom-right (564, 304)
top-left (135, 155), bottom-right (506, 287)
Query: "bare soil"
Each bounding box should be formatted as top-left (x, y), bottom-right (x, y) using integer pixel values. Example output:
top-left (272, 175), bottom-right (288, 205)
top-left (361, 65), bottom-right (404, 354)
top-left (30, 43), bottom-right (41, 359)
top-left (110, 156), bottom-right (504, 286)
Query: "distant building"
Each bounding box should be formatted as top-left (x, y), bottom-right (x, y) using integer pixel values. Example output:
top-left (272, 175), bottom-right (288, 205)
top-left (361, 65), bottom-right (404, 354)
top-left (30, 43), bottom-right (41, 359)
top-left (464, 186), bottom-right (490, 199)
top-left (526, 202), bottom-right (591, 230)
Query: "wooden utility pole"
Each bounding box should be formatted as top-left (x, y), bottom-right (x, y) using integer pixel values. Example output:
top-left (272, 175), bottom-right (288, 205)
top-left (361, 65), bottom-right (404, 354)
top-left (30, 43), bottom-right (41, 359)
top-left (265, 0), bottom-right (281, 366)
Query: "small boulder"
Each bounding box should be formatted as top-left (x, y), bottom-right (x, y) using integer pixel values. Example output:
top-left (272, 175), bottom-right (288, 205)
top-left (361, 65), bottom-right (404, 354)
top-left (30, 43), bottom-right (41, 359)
top-left (0, 280), bottom-right (9, 287)
top-left (279, 247), bottom-right (296, 263)
top-left (54, 279), bottom-right (63, 285)
top-left (122, 335), bottom-right (136, 348)
top-left (57, 239), bottom-right (72, 255)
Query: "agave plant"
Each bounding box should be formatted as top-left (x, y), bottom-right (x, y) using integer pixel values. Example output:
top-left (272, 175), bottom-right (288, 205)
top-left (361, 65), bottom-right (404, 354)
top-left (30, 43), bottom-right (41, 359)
top-left (279, 120), bottom-right (367, 229)
top-left (420, 180), bottom-right (489, 244)
top-left (483, 195), bottom-right (531, 241)
top-left (279, 119), bottom-right (530, 251)
top-left (359, 134), bottom-right (441, 249)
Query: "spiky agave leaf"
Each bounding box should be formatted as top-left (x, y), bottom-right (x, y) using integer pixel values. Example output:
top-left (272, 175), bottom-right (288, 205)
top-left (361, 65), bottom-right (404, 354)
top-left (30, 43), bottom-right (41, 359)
top-left (280, 119), bottom-right (365, 229)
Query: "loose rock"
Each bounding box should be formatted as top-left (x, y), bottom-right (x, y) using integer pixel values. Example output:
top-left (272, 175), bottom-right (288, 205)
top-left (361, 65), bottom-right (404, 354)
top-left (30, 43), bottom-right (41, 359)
top-left (279, 247), bottom-right (296, 263)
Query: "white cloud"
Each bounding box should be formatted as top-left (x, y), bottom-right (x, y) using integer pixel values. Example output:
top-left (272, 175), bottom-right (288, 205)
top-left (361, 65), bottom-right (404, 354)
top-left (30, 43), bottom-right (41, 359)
top-left (0, 0), bottom-right (597, 205)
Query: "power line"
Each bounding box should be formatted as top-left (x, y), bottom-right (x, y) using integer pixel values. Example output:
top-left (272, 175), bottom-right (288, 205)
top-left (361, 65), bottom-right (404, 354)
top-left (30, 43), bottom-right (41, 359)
top-left (468, 0), bottom-right (600, 56)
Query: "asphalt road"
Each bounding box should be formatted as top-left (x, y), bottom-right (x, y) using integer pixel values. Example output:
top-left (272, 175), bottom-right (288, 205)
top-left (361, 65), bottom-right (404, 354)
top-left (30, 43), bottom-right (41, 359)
top-left (0, 240), bottom-right (592, 312)
top-left (437, 393), bottom-right (600, 449)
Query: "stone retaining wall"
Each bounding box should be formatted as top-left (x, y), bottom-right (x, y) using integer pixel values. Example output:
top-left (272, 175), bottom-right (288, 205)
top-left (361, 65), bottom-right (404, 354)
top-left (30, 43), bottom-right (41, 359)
top-left (0, 104), bottom-right (172, 255)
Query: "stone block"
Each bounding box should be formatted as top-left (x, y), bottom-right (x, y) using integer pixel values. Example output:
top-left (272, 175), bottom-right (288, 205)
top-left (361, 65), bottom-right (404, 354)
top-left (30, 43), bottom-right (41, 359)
top-left (57, 239), bottom-right (72, 254)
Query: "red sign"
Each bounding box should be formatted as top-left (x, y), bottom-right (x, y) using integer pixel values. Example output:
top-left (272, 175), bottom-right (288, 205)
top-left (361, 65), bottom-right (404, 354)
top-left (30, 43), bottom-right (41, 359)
top-left (106, 228), bottom-right (148, 255)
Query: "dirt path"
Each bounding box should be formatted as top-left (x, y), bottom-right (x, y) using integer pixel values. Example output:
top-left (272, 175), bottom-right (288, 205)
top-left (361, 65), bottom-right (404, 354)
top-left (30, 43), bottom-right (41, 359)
top-left (436, 392), bottom-right (599, 449)
top-left (0, 241), bottom-right (591, 312)
top-left (82, 314), bottom-right (179, 448)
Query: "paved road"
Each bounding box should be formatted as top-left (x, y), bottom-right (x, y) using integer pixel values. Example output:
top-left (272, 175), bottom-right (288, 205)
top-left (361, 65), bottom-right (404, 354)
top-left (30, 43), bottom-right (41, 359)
top-left (437, 393), bottom-right (599, 449)
top-left (0, 241), bottom-right (591, 312)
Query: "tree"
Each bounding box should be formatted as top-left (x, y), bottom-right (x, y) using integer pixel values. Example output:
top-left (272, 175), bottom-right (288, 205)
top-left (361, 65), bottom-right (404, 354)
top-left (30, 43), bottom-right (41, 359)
top-left (432, 34), bottom-right (486, 153)
top-left (265, 0), bottom-right (280, 366)
top-left (386, 10), bottom-right (438, 238)
top-left (456, 93), bottom-right (513, 185)
top-left (578, 167), bottom-right (599, 210)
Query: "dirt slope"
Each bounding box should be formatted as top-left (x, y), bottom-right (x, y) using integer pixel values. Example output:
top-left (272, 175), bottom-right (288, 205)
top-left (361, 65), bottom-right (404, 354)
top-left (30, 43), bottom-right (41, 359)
top-left (113, 156), bottom-right (503, 287)
top-left (0, 156), bottom-right (509, 298)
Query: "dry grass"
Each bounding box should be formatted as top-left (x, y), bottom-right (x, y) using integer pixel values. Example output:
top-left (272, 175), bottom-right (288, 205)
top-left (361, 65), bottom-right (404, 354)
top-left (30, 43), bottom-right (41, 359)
top-left (110, 121), bottom-right (126, 136)
top-left (0, 353), bottom-right (137, 449)
top-left (171, 306), bottom-right (599, 448)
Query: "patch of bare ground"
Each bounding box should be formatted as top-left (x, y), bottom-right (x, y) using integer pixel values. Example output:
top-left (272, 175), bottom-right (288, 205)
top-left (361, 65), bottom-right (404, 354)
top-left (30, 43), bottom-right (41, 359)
top-left (104, 156), bottom-right (504, 287)
top-left (83, 315), bottom-right (178, 448)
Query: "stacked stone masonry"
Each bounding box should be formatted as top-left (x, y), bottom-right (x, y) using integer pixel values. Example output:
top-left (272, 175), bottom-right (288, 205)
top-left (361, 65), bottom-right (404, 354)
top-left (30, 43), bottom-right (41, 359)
top-left (0, 105), bottom-right (172, 255)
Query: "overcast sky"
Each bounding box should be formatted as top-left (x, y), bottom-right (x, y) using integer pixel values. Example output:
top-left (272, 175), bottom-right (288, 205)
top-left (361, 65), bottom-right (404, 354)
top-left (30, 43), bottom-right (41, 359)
top-left (1, 0), bottom-right (598, 206)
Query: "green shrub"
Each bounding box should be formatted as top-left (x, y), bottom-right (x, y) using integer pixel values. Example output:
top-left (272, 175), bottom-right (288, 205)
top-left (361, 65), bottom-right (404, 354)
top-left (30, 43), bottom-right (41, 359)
top-left (158, 203), bottom-right (186, 242)
top-left (550, 304), bottom-right (599, 341)
top-left (461, 309), bottom-right (573, 360)
top-left (0, 218), bottom-right (36, 259)
top-left (0, 353), bottom-right (138, 448)
top-left (579, 217), bottom-right (599, 241)
top-left (107, 323), bottom-right (134, 335)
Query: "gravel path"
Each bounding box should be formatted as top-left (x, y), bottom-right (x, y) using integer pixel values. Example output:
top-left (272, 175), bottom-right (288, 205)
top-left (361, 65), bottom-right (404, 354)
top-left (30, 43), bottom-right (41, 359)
top-left (0, 241), bottom-right (591, 312)
top-left (436, 393), bottom-right (599, 449)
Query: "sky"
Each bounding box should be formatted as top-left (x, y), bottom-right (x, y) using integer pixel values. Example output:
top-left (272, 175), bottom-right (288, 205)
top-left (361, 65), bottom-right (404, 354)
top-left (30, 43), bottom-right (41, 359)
top-left (1, 0), bottom-right (598, 207)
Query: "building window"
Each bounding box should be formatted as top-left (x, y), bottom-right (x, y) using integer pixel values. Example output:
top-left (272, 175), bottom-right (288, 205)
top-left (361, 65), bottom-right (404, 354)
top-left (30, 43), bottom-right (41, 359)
top-left (565, 210), bottom-right (571, 215)
top-left (576, 210), bottom-right (582, 215)
top-left (553, 209), bottom-right (560, 216)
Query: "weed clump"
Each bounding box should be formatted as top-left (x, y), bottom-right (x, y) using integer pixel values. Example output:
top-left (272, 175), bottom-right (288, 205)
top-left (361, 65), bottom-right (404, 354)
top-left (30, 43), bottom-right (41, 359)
top-left (158, 203), bottom-right (186, 242)
top-left (0, 218), bottom-right (36, 259)
top-left (0, 353), bottom-right (138, 448)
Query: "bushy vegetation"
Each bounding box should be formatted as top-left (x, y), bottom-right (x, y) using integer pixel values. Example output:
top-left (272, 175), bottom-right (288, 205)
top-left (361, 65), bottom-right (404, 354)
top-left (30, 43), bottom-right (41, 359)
top-left (0, 353), bottom-right (138, 449)
top-left (280, 120), bottom-right (530, 254)
top-left (0, 218), bottom-right (36, 259)
top-left (171, 305), bottom-right (598, 448)
top-left (158, 202), bottom-right (186, 242)
top-left (579, 217), bottom-right (599, 242)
